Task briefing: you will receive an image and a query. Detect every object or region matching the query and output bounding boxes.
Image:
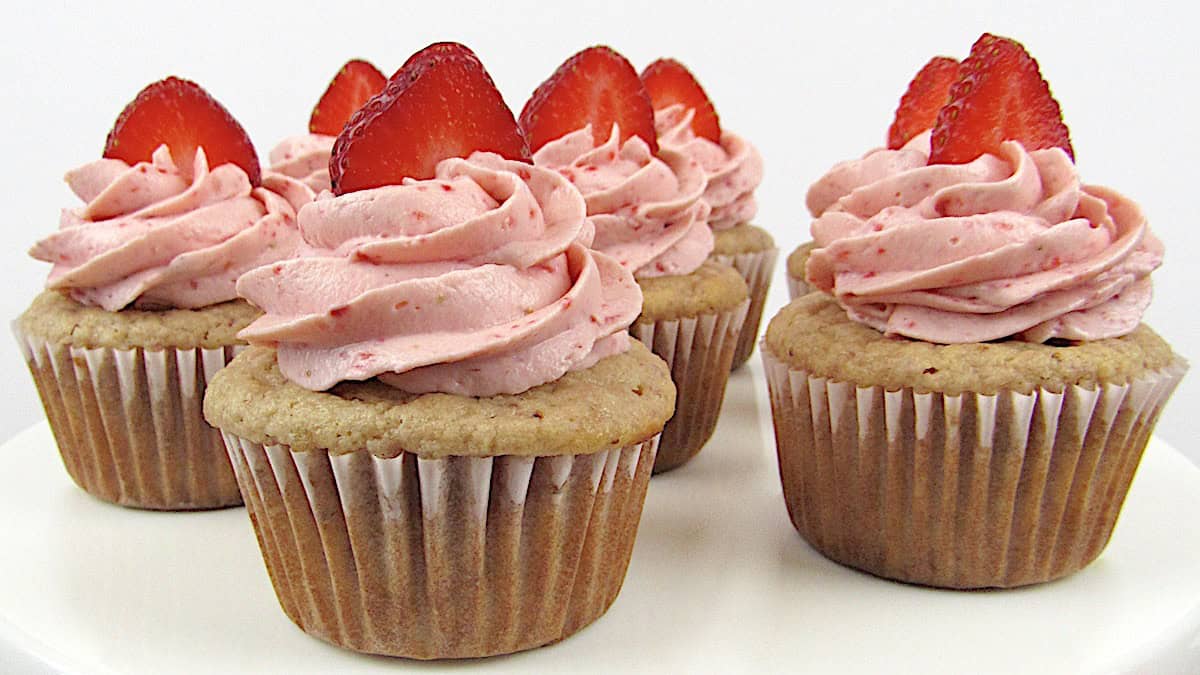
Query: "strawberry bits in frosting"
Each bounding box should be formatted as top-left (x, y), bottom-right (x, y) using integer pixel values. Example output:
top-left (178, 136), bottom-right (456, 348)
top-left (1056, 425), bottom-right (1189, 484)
top-left (533, 125), bottom-right (711, 278)
top-left (654, 103), bottom-right (762, 230)
top-left (805, 133), bottom-right (1162, 344)
top-left (237, 153), bottom-right (642, 397)
top-left (31, 145), bottom-right (309, 312)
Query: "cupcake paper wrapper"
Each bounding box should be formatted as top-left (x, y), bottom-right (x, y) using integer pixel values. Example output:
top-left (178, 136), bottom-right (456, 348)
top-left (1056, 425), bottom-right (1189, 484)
top-left (786, 272), bottom-right (811, 301)
top-left (631, 300), bottom-right (749, 473)
top-left (762, 344), bottom-right (1188, 589)
top-left (14, 326), bottom-right (242, 510)
top-left (710, 247), bottom-right (779, 370)
top-left (221, 433), bottom-right (660, 659)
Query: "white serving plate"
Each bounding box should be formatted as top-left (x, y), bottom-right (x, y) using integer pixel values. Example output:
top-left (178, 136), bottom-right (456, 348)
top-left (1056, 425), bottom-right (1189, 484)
top-left (2, 362), bottom-right (1199, 674)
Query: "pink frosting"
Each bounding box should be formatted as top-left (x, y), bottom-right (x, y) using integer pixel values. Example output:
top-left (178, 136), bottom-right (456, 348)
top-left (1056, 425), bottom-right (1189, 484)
top-left (532, 125), bottom-right (711, 278)
top-left (654, 104), bottom-right (763, 230)
top-left (31, 146), bottom-right (311, 311)
top-left (236, 152), bottom-right (641, 397)
top-left (805, 132), bottom-right (1163, 343)
top-left (268, 134), bottom-right (335, 193)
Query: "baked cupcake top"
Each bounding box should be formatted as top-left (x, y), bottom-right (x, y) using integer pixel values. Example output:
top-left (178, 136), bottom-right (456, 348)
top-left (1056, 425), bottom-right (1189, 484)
top-left (641, 58), bottom-right (763, 231)
top-left (29, 77), bottom-right (309, 312)
top-left (236, 43), bottom-right (642, 399)
top-left (766, 292), bottom-right (1175, 395)
top-left (803, 34), bottom-right (1162, 345)
top-left (267, 59), bottom-right (387, 194)
top-left (16, 289), bottom-right (259, 351)
top-left (205, 341), bottom-right (673, 457)
top-left (521, 46), bottom-right (712, 279)
top-left (635, 260), bottom-right (749, 324)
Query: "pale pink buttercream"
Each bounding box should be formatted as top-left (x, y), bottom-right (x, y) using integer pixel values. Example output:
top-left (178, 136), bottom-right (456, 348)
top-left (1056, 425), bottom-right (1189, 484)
top-left (31, 146), bottom-right (311, 311)
top-left (236, 152), bottom-right (641, 397)
top-left (805, 133), bottom-right (1162, 343)
top-left (533, 125), bottom-right (711, 278)
top-left (268, 134), bottom-right (335, 193)
top-left (654, 104), bottom-right (762, 230)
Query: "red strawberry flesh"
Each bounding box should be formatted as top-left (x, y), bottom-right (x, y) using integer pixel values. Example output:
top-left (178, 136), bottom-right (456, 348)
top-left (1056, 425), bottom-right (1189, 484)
top-left (886, 56), bottom-right (960, 150)
top-left (103, 76), bottom-right (261, 186)
top-left (640, 58), bottom-right (721, 143)
top-left (309, 59), bottom-right (387, 136)
top-left (329, 42), bottom-right (529, 195)
top-left (929, 34), bottom-right (1074, 165)
top-left (519, 46), bottom-right (658, 154)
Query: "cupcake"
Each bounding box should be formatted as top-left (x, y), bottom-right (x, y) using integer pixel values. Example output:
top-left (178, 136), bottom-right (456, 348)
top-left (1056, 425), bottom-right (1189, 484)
top-left (763, 34), bottom-right (1187, 588)
top-left (521, 46), bottom-right (749, 473)
top-left (203, 43), bottom-right (675, 659)
top-left (267, 59), bottom-right (387, 193)
top-left (785, 240), bottom-right (816, 299)
top-left (14, 77), bottom-right (309, 510)
top-left (642, 58), bottom-right (774, 369)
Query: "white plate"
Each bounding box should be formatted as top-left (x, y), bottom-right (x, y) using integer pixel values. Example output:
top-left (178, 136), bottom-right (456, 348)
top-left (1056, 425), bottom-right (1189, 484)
top-left (2, 361), bottom-right (1200, 674)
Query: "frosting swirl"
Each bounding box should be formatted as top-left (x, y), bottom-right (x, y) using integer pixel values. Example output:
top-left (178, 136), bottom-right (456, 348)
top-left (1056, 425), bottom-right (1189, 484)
top-left (236, 152), bottom-right (641, 397)
top-left (31, 146), bottom-right (310, 311)
top-left (654, 104), bottom-right (763, 230)
top-left (532, 126), bottom-right (711, 278)
top-left (805, 132), bottom-right (1162, 343)
top-left (268, 134), bottom-right (335, 193)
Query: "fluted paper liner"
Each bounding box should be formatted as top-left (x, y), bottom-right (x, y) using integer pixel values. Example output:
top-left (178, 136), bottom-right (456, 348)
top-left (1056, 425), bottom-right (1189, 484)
top-left (711, 247), bottom-right (779, 369)
top-left (786, 273), bottom-right (811, 301)
top-left (631, 300), bottom-right (748, 473)
top-left (222, 433), bottom-right (659, 659)
top-left (762, 344), bottom-right (1187, 589)
top-left (14, 326), bottom-right (242, 510)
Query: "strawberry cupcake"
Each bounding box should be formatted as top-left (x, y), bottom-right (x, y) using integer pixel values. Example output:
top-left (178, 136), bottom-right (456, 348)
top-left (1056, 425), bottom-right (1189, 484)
top-left (204, 43), bottom-right (674, 659)
top-left (14, 77), bottom-right (309, 509)
top-left (267, 59), bottom-right (387, 193)
top-left (522, 46), bottom-right (749, 474)
top-left (642, 58), bottom-right (773, 369)
top-left (764, 34), bottom-right (1187, 588)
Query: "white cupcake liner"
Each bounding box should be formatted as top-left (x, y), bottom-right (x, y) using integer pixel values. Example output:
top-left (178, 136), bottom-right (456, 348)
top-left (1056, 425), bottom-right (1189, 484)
top-left (710, 247), bottom-right (779, 369)
top-left (14, 325), bottom-right (242, 509)
top-left (631, 300), bottom-right (749, 473)
top-left (221, 433), bottom-right (660, 659)
top-left (761, 343), bottom-right (1188, 589)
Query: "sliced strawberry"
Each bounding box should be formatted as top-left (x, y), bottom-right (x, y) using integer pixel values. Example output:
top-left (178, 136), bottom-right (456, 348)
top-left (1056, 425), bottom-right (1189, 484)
top-left (519, 46), bottom-right (658, 154)
top-left (329, 42), bottom-right (529, 194)
top-left (929, 34), bottom-right (1074, 165)
top-left (886, 56), bottom-right (960, 150)
top-left (308, 59), bottom-right (387, 136)
top-left (640, 58), bottom-right (721, 143)
top-left (104, 77), bottom-right (261, 186)
top-left (397, 41), bottom-right (470, 73)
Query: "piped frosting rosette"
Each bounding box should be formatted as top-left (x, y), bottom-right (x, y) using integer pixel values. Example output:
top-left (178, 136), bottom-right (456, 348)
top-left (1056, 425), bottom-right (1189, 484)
top-left (30, 145), bottom-right (310, 311)
top-left (532, 125), bottom-right (711, 278)
top-left (236, 152), bottom-right (642, 398)
top-left (805, 132), bottom-right (1162, 343)
top-left (268, 134), bottom-right (335, 193)
top-left (654, 103), bottom-right (763, 230)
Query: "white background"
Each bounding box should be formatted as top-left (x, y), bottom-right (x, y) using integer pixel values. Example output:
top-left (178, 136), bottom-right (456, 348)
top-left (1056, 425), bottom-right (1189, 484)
top-left (0, 0), bottom-right (1195, 458)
